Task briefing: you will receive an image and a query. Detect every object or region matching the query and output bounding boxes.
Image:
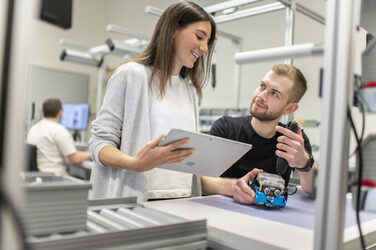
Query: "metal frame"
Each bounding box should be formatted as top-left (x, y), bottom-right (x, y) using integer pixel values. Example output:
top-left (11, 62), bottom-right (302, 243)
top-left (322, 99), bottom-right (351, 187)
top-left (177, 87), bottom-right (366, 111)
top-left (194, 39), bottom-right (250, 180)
top-left (59, 27), bottom-right (150, 113)
top-left (314, 0), bottom-right (360, 249)
top-left (213, 2), bottom-right (285, 24)
top-left (235, 43), bottom-right (324, 64)
top-left (146, 1), bottom-right (324, 108)
top-left (231, 0), bottom-right (362, 249)
top-left (106, 24), bottom-right (150, 41)
top-left (204, 0), bottom-right (262, 14)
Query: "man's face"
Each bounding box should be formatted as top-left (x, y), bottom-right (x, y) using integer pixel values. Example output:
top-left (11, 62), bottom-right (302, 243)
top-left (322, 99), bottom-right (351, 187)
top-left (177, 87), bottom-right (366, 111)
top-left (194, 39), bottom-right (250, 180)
top-left (250, 71), bottom-right (294, 121)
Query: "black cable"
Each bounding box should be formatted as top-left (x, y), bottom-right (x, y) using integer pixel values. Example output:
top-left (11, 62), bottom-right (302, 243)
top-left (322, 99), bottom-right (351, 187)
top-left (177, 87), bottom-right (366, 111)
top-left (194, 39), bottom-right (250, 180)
top-left (349, 86), bottom-right (366, 159)
top-left (347, 106), bottom-right (366, 250)
top-left (356, 91), bottom-right (366, 144)
top-left (287, 184), bottom-right (298, 195)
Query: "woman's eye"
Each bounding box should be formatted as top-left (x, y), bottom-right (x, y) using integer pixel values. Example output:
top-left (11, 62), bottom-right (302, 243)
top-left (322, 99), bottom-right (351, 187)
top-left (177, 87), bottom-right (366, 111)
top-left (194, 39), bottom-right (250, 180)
top-left (196, 34), bottom-right (202, 40)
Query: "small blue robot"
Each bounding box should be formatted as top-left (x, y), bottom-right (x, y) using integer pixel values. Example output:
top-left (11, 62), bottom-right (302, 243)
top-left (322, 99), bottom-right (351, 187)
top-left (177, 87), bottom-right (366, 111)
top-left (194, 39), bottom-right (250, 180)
top-left (249, 172), bottom-right (287, 208)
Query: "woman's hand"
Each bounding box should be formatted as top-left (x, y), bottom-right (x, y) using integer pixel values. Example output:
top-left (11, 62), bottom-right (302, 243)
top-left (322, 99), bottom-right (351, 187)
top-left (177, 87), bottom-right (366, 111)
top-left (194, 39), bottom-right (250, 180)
top-left (130, 134), bottom-right (195, 172)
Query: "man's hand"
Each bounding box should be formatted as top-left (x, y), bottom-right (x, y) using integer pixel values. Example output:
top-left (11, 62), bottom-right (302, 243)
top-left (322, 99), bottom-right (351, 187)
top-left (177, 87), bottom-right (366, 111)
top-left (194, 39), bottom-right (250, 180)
top-left (275, 122), bottom-right (309, 170)
top-left (233, 168), bottom-right (263, 204)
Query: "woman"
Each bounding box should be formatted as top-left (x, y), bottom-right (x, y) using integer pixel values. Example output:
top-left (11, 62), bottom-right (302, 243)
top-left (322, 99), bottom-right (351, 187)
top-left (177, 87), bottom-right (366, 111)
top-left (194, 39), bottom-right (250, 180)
top-left (89, 1), bottom-right (216, 202)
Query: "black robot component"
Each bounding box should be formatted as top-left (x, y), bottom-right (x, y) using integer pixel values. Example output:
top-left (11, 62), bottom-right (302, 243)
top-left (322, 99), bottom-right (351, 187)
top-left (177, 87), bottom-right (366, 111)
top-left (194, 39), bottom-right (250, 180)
top-left (276, 121), bottom-right (298, 175)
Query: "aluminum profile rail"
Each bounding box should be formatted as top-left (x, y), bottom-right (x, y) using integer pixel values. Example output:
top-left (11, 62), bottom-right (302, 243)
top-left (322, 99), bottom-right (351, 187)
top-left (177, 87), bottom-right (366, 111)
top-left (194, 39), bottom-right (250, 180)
top-left (204, 0), bottom-right (262, 14)
top-left (278, 0), bottom-right (325, 25)
top-left (214, 2), bottom-right (285, 24)
top-left (146, 1), bottom-right (324, 25)
top-left (106, 24), bottom-right (150, 41)
top-left (314, 0), bottom-right (361, 249)
top-left (235, 43), bottom-right (324, 64)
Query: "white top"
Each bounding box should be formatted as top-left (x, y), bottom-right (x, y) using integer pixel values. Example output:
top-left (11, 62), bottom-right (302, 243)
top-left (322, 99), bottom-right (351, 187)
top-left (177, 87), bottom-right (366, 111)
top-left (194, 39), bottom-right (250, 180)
top-left (26, 119), bottom-right (77, 175)
top-left (148, 75), bottom-right (196, 199)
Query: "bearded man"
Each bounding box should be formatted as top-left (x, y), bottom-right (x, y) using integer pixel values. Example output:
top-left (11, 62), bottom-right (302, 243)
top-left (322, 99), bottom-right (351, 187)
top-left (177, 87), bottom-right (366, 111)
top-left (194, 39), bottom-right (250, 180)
top-left (200, 64), bottom-right (318, 204)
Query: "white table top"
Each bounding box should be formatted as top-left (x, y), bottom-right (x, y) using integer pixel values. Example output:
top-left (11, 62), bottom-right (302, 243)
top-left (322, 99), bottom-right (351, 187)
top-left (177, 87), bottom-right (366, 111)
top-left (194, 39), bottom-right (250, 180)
top-left (142, 193), bottom-right (376, 250)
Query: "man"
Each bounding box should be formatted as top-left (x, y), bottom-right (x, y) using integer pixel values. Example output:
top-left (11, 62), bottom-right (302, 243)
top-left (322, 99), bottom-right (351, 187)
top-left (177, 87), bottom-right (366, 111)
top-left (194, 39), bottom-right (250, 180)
top-left (27, 98), bottom-right (91, 175)
top-left (201, 64), bottom-right (317, 204)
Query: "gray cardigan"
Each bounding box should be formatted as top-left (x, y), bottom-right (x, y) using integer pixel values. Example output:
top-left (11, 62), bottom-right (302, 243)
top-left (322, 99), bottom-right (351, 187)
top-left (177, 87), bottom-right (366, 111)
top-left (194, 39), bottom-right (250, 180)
top-left (89, 62), bottom-right (201, 202)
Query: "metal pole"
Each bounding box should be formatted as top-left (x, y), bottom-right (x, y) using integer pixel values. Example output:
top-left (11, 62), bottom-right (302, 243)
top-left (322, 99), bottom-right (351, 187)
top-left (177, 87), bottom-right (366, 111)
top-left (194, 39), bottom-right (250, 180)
top-left (314, 0), bottom-right (359, 249)
top-left (278, 0), bottom-right (325, 25)
top-left (214, 2), bottom-right (284, 24)
top-left (2, 0), bottom-right (37, 248)
top-left (281, 1), bottom-right (295, 124)
top-left (204, 0), bottom-right (262, 14)
top-left (284, 1), bottom-right (295, 66)
top-left (235, 43), bottom-right (324, 64)
top-left (96, 66), bottom-right (105, 114)
top-left (233, 39), bottom-right (242, 108)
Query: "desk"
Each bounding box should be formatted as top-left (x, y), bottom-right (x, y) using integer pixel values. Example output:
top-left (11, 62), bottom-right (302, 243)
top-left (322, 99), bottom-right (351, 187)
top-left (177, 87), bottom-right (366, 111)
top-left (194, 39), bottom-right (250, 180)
top-left (74, 141), bottom-right (89, 151)
top-left (142, 193), bottom-right (376, 250)
top-left (67, 160), bottom-right (93, 180)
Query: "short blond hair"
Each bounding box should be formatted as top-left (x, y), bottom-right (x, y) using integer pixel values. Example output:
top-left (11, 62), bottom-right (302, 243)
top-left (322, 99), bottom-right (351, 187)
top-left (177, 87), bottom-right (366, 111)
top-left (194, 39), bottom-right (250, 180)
top-left (272, 64), bottom-right (307, 103)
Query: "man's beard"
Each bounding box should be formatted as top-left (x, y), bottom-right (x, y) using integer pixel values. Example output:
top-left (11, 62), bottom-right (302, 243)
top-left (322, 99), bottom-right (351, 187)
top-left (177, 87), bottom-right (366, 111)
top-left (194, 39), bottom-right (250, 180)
top-left (249, 100), bottom-right (286, 122)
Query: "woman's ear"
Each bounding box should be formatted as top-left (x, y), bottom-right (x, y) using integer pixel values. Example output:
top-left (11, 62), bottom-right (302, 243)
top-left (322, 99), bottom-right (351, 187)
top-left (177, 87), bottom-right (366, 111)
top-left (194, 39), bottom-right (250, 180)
top-left (283, 102), bottom-right (298, 115)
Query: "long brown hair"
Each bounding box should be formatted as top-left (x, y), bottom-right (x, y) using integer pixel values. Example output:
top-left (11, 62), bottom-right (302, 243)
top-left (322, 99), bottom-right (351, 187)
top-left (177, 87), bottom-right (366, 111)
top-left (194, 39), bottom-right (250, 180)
top-left (131, 1), bottom-right (216, 100)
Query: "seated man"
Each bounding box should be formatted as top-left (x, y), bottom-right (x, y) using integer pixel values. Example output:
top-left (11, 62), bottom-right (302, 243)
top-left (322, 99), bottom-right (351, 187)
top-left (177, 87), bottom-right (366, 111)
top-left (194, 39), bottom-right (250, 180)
top-left (26, 98), bottom-right (91, 175)
top-left (201, 64), bottom-right (317, 204)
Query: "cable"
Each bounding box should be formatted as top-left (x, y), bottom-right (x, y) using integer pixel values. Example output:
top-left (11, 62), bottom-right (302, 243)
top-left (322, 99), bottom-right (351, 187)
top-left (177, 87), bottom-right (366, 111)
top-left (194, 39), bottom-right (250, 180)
top-left (347, 106), bottom-right (366, 250)
top-left (349, 83), bottom-right (366, 158)
top-left (287, 184), bottom-right (298, 195)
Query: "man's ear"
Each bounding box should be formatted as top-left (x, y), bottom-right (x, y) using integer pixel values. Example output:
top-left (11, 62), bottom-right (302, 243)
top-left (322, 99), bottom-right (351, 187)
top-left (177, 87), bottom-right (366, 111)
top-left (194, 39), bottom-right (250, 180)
top-left (57, 109), bottom-right (63, 119)
top-left (283, 102), bottom-right (298, 115)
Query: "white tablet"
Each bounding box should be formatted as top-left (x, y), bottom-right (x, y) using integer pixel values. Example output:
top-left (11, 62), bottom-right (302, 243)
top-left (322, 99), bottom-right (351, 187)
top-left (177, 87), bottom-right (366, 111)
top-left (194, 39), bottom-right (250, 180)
top-left (157, 129), bottom-right (252, 177)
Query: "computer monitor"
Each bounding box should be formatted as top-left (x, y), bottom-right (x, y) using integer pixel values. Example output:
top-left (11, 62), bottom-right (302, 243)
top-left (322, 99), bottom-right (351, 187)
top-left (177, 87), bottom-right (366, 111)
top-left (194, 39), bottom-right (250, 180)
top-left (60, 103), bottom-right (90, 131)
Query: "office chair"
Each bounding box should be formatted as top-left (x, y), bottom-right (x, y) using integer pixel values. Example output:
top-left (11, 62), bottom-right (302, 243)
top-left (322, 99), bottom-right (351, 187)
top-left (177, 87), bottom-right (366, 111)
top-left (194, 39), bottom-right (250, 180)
top-left (25, 143), bottom-right (38, 171)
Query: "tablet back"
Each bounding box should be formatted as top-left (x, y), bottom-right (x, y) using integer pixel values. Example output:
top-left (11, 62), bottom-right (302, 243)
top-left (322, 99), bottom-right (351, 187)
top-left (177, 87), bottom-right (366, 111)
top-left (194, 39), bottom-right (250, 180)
top-left (157, 129), bottom-right (252, 177)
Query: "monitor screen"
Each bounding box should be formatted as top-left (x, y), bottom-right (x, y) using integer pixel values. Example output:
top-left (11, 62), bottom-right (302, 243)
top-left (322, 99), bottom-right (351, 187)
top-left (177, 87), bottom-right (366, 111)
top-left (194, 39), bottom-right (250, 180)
top-left (60, 103), bottom-right (90, 131)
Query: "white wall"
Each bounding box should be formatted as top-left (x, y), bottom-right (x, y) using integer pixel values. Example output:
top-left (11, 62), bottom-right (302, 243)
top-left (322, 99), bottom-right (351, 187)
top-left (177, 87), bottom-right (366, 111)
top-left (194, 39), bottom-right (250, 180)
top-left (27, 0), bottom-right (110, 113)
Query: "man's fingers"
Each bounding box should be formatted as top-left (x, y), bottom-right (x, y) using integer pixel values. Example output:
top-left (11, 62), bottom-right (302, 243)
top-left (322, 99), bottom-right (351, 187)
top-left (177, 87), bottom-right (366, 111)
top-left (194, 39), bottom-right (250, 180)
top-left (236, 178), bottom-right (254, 198)
top-left (293, 120), bottom-right (303, 136)
top-left (276, 126), bottom-right (299, 139)
top-left (245, 168), bottom-right (263, 181)
top-left (233, 187), bottom-right (255, 204)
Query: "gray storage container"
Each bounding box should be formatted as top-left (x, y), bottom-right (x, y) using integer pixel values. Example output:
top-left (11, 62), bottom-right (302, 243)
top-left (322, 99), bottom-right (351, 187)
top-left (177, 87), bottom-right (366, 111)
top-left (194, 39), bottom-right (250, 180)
top-left (26, 197), bottom-right (207, 250)
top-left (19, 172), bottom-right (91, 235)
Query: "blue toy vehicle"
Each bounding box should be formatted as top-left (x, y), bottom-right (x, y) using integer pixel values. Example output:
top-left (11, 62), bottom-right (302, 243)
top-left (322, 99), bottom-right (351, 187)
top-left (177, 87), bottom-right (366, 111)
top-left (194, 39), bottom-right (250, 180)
top-left (249, 172), bottom-right (287, 208)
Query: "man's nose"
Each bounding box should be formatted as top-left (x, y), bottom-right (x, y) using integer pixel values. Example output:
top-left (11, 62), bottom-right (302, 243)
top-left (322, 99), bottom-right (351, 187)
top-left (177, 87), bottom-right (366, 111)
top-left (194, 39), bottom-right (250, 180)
top-left (258, 89), bottom-right (268, 101)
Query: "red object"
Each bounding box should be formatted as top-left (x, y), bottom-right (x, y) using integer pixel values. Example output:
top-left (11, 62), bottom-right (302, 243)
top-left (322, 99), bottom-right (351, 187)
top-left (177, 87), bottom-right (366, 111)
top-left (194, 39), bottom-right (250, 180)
top-left (363, 82), bottom-right (376, 89)
top-left (362, 179), bottom-right (376, 187)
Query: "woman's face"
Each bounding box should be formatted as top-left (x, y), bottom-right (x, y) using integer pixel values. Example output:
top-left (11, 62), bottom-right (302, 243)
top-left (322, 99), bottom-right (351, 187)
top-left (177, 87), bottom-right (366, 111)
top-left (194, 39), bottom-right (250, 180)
top-left (172, 20), bottom-right (212, 75)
